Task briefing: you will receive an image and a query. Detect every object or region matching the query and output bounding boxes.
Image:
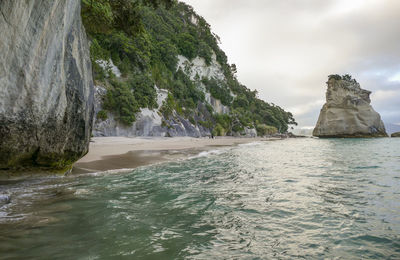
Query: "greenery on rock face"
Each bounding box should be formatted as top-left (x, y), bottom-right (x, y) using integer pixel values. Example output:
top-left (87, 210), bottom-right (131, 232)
top-left (82, 0), bottom-right (296, 134)
top-left (328, 74), bottom-right (357, 82)
top-left (97, 110), bottom-right (108, 121)
top-left (201, 77), bottom-right (232, 106)
top-left (102, 80), bottom-right (140, 125)
top-left (256, 124), bottom-right (278, 136)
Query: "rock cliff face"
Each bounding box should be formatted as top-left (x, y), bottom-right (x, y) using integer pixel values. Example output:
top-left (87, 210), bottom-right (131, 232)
top-left (0, 0), bottom-right (94, 170)
top-left (391, 132), bottom-right (400, 138)
top-left (313, 76), bottom-right (387, 138)
top-left (93, 85), bottom-right (212, 137)
top-left (92, 54), bottom-right (253, 138)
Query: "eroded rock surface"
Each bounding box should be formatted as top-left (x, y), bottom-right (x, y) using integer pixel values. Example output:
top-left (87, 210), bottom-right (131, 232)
top-left (92, 54), bottom-right (256, 138)
top-left (93, 86), bottom-right (212, 138)
top-left (0, 0), bottom-right (94, 170)
top-left (313, 76), bottom-right (387, 138)
top-left (391, 132), bottom-right (400, 138)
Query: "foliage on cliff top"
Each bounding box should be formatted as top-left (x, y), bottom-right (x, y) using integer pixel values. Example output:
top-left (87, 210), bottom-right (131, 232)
top-left (82, 0), bottom-right (296, 133)
top-left (328, 74), bottom-right (358, 83)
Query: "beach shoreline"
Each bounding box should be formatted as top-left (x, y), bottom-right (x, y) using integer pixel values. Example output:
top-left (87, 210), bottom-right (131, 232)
top-left (72, 136), bottom-right (279, 174)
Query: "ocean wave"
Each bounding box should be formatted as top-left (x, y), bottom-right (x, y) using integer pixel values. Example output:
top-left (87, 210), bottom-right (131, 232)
top-left (189, 149), bottom-right (227, 159)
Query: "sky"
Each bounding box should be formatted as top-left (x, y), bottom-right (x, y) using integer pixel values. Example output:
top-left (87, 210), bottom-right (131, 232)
top-left (182, 0), bottom-right (400, 128)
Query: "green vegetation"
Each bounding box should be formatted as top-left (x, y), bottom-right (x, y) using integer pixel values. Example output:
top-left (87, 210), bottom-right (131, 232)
top-left (159, 93), bottom-right (177, 117)
top-left (256, 124), bottom-right (278, 136)
top-left (97, 110), bottom-right (108, 121)
top-left (82, 0), bottom-right (296, 133)
top-left (102, 80), bottom-right (139, 125)
top-left (212, 124), bottom-right (225, 136)
top-left (328, 74), bottom-right (357, 83)
top-left (201, 77), bottom-right (232, 106)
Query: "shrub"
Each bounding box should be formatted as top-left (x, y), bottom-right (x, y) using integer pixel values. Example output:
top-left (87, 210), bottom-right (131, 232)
top-left (177, 33), bottom-right (197, 60)
top-left (198, 41), bottom-right (213, 65)
top-left (328, 74), bottom-right (342, 80)
top-left (201, 77), bottom-right (232, 106)
top-left (97, 110), bottom-right (108, 121)
top-left (127, 74), bottom-right (157, 109)
top-left (232, 95), bottom-right (249, 109)
top-left (206, 104), bottom-right (213, 114)
top-left (256, 124), bottom-right (278, 136)
top-left (90, 39), bottom-right (110, 62)
top-left (160, 93), bottom-right (176, 117)
top-left (103, 81), bottom-right (139, 125)
top-left (81, 0), bottom-right (114, 34)
top-left (155, 40), bottom-right (179, 71)
top-left (212, 123), bottom-right (225, 136)
top-left (198, 120), bottom-right (212, 129)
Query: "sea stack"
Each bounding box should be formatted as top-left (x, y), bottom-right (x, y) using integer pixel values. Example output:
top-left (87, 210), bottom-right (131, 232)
top-left (313, 75), bottom-right (387, 138)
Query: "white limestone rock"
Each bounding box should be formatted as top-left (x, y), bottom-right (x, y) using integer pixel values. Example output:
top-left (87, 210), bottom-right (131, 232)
top-left (0, 0), bottom-right (94, 170)
top-left (93, 86), bottom-right (169, 137)
top-left (93, 53), bottom-right (230, 137)
top-left (177, 54), bottom-right (225, 81)
top-left (96, 59), bottom-right (121, 78)
top-left (313, 77), bottom-right (387, 138)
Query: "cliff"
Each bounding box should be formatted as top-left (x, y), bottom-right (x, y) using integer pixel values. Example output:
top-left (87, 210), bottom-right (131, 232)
top-left (92, 54), bottom-right (239, 138)
top-left (313, 75), bottom-right (387, 138)
top-left (0, 0), bottom-right (94, 170)
top-left (83, 2), bottom-right (296, 137)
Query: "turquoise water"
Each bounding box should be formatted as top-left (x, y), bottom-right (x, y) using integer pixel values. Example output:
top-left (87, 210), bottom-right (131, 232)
top-left (1, 138), bottom-right (400, 259)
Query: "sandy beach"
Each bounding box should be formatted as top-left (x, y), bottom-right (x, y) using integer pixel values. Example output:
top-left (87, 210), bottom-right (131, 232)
top-left (72, 137), bottom-right (276, 174)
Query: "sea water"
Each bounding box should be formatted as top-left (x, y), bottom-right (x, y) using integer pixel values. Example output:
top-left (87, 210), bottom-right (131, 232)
top-left (0, 138), bottom-right (399, 259)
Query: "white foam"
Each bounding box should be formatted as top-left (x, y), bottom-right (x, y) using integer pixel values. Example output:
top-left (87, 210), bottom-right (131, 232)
top-left (74, 189), bottom-right (91, 195)
top-left (86, 168), bottom-right (137, 177)
top-left (189, 149), bottom-right (225, 159)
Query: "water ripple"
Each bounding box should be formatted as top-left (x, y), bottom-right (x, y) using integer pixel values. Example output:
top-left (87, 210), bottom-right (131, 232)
top-left (1, 138), bottom-right (400, 259)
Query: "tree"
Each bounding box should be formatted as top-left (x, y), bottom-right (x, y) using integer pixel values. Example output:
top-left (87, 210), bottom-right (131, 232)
top-left (256, 124), bottom-right (278, 136)
top-left (103, 81), bottom-right (139, 125)
top-left (328, 74), bottom-right (342, 80)
top-left (213, 123), bottom-right (225, 136)
top-left (342, 74), bottom-right (352, 81)
top-left (177, 33), bottom-right (197, 60)
top-left (230, 64), bottom-right (237, 75)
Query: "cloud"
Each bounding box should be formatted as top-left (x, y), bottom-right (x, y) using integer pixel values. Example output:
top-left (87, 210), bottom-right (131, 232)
top-left (389, 73), bottom-right (400, 83)
top-left (182, 0), bottom-right (400, 126)
top-left (287, 100), bottom-right (325, 117)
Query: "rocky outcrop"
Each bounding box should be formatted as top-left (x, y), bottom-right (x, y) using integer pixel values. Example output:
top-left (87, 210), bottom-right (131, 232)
top-left (313, 76), bottom-right (387, 138)
top-left (177, 54), bottom-right (231, 115)
top-left (391, 132), bottom-right (400, 137)
top-left (93, 86), bottom-right (212, 138)
top-left (0, 0), bottom-right (94, 170)
top-left (92, 54), bottom-right (251, 138)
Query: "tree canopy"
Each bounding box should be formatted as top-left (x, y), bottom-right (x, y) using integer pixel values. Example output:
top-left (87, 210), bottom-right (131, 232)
top-left (82, 0), bottom-right (296, 133)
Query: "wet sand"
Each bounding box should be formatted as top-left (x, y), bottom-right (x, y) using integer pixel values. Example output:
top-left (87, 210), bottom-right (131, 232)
top-left (72, 137), bottom-right (275, 174)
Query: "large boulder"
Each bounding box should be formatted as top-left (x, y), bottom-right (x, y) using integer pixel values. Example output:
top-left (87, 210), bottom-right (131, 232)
top-left (313, 76), bottom-right (387, 138)
top-left (0, 0), bottom-right (94, 171)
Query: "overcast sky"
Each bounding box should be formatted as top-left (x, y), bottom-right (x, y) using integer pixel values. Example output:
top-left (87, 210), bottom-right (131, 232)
top-left (182, 0), bottom-right (400, 128)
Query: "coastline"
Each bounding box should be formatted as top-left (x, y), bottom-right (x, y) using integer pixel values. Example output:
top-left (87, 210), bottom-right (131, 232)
top-left (72, 136), bottom-right (278, 174)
